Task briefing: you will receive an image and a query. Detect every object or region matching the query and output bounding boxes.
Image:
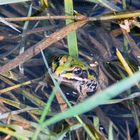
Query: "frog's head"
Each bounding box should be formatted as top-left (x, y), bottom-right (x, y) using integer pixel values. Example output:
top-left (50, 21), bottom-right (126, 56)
top-left (52, 55), bottom-right (98, 94)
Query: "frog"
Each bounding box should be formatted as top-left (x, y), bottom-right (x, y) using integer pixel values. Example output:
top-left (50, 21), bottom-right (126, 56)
top-left (35, 55), bottom-right (98, 101)
top-left (50, 55), bottom-right (98, 101)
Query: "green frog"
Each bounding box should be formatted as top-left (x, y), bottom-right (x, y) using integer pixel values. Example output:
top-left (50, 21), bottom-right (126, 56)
top-left (36, 55), bottom-right (98, 101)
top-left (50, 55), bottom-right (98, 101)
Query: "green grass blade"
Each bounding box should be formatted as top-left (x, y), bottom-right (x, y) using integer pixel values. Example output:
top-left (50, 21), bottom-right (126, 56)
top-left (64, 0), bottom-right (78, 57)
top-left (32, 50), bottom-right (57, 140)
top-left (105, 92), bottom-right (140, 104)
top-left (43, 70), bottom-right (140, 126)
top-left (108, 122), bottom-right (113, 140)
top-left (122, 0), bottom-right (127, 10)
top-left (19, 3), bottom-right (32, 74)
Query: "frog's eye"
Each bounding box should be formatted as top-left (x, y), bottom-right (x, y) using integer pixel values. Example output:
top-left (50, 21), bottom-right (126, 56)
top-left (73, 67), bottom-right (82, 75)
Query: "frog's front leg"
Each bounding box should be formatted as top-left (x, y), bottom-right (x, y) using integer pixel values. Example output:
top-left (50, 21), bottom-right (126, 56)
top-left (35, 74), bottom-right (50, 92)
top-left (35, 81), bottom-right (48, 92)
